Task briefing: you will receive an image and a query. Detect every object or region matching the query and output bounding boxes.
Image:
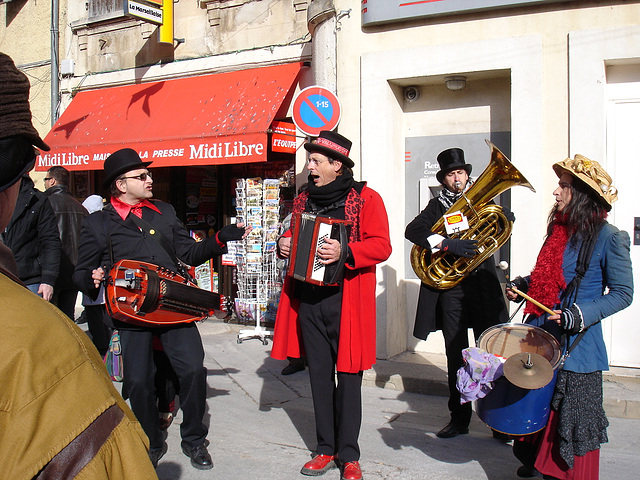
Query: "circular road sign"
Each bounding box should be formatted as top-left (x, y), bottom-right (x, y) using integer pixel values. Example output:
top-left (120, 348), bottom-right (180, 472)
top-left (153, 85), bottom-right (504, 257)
top-left (292, 86), bottom-right (341, 137)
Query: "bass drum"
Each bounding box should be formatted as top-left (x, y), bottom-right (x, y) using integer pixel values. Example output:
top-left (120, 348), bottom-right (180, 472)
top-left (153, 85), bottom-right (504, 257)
top-left (475, 323), bottom-right (561, 435)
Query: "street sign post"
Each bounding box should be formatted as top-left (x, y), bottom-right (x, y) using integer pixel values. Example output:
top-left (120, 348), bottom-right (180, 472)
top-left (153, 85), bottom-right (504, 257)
top-left (292, 86), bottom-right (341, 137)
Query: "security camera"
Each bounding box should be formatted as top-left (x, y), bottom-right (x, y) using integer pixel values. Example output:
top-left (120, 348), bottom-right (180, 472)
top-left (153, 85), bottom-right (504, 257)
top-left (404, 86), bottom-right (420, 103)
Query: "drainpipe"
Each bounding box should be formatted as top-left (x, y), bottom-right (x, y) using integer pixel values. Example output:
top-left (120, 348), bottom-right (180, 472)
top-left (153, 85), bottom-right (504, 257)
top-left (307, 0), bottom-right (337, 94)
top-left (51, 0), bottom-right (59, 124)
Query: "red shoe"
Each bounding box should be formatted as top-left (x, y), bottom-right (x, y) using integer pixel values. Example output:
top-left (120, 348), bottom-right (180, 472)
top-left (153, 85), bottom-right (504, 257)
top-left (341, 461), bottom-right (362, 480)
top-left (300, 454), bottom-right (336, 476)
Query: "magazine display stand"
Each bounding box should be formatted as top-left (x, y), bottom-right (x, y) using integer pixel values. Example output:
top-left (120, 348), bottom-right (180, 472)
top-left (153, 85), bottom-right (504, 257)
top-left (233, 178), bottom-right (282, 344)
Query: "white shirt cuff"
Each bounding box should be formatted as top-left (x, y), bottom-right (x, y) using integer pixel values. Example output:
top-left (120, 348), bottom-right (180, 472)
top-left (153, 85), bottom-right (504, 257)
top-left (428, 234), bottom-right (445, 252)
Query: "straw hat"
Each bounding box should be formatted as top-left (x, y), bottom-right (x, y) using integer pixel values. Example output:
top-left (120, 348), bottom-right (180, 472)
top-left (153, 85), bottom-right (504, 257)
top-left (552, 155), bottom-right (618, 207)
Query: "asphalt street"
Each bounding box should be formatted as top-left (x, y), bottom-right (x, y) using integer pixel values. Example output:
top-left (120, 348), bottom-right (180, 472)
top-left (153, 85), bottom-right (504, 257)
top-left (142, 320), bottom-right (640, 480)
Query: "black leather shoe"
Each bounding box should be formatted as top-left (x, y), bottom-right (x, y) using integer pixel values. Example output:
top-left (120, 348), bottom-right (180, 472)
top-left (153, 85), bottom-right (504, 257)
top-left (492, 429), bottom-right (512, 443)
top-left (281, 358), bottom-right (305, 375)
top-left (436, 421), bottom-right (469, 438)
top-left (181, 441), bottom-right (213, 470)
top-left (149, 442), bottom-right (167, 468)
top-left (516, 465), bottom-right (538, 478)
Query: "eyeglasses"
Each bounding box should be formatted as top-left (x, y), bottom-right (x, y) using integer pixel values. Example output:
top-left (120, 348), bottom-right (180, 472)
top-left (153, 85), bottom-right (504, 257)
top-left (121, 172), bottom-right (152, 181)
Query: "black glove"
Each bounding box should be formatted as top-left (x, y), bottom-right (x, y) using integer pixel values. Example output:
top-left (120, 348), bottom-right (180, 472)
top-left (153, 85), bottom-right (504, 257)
top-left (506, 275), bottom-right (528, 303)
top-left (559, 304), bottom-right (583, 334)
top-left (441, 238), bottom-right (478, 258)
top-left (502, 206), bottom-right (516, 223)
top-left (217, 224), bottom-right (245, 243)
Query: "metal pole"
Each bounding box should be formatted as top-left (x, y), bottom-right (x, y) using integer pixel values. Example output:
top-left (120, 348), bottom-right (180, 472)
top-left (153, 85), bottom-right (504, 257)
top-left (51, 0), bottom-right (59, 125)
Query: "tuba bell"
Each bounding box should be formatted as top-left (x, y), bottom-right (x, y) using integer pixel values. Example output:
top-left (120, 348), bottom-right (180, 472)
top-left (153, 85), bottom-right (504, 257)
top-left (410, 140), bottom-right (535, 290)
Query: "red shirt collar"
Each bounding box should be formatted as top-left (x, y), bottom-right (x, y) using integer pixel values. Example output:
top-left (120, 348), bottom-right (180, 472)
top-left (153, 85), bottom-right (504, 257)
top-left (110, 197), bottom-right (161, 221)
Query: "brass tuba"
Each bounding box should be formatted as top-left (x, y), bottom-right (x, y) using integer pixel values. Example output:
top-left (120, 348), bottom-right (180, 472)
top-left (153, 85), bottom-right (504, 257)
top-left (410, 140), bottom-right (535, 290)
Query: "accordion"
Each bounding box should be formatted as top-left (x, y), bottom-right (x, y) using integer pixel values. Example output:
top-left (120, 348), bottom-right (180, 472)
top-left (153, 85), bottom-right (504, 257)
top-left (287, 212), bottom-right (352, 286)
top-left (105, 259), bottom-right (221, 327)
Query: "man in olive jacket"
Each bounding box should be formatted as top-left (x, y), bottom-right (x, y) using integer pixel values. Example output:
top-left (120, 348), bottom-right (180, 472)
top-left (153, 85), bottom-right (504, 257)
top-left (0, 51), bottom-right (157, 480)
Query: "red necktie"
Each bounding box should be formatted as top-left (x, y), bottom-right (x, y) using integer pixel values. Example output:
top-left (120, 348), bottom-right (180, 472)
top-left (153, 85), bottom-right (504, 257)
top-left (131, 205), bottom-right (143, 218)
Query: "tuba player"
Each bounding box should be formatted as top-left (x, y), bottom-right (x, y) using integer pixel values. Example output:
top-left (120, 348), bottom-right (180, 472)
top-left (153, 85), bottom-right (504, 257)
top-left (405, 147), bottom-right (511, 439)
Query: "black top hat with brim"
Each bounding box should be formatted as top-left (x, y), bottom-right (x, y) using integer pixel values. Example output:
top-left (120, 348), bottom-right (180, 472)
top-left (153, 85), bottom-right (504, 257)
top-left (304, 130), bottom-right (354, 168)
top-left (435, 148), bottom-right (472, 184)
top-left (102, 148), bottom-right (152, 187)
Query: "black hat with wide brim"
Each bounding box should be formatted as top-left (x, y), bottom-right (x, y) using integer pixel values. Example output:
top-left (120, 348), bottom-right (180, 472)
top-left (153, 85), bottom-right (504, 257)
top-left (304, 130), bottom-right (354, 168)
top-left (102, 148), bottom-right (152, 187)
top-left (435, 148), bottom-right (472, 183)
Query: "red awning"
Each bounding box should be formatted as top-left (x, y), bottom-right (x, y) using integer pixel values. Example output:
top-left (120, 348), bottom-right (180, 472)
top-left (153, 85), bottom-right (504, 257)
top-left (36, 63), bottom-right (300, 171)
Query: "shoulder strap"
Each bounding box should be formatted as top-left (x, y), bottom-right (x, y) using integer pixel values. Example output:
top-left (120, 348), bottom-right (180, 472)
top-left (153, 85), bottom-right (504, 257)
top-left (128, 213), bottom-right (195, 283)
top-left (128, 214), bottom-right (177, 264)
top-left (102, 205), bottom-right (116, 268)
top-left (561, 222), bottom-right (605, 307)
top-left (559, 222), bottom-right (606, 364)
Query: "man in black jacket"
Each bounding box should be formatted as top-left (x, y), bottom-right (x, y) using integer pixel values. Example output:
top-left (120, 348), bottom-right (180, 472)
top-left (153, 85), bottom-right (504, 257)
top-left (73, 148), bottom-right (248, 470)
top-left (44, 166), bottom-right (87, 319)
top-left (405, 147), bottom-right (509, 439)
top-left (2, 174), bottom-right (60, 300)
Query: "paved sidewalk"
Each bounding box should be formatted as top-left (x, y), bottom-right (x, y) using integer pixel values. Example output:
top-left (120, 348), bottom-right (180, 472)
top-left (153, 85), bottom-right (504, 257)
top-left (149, 319), bottom-right (640, 480)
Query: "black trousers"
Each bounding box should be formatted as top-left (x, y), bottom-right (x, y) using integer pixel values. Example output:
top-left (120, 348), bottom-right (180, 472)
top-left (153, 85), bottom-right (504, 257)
top-left (120, 323), bottom-right (207, 449)
top-left (439, 283), bottom-right (488, 426)
top-left (52, 288), bottom-right (79, 321)
top-left (298, 287), bottom-right (363, 463)
top-left (84, 304), bottom-right (112, 357)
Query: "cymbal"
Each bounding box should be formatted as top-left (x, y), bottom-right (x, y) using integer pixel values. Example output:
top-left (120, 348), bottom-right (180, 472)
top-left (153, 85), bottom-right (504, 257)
top-left (503, 352), bottom-right (554, 390)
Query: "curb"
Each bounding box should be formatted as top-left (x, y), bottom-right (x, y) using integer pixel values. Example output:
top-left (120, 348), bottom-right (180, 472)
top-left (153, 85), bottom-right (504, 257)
top-left (199, 319), bottom-right (640, 420)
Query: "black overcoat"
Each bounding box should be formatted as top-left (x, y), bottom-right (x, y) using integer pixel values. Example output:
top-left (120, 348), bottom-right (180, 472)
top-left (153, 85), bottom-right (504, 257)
top-left (73, 199), bottom-right (226, 329)
top-left (405, 196), bottom-right (508, 340)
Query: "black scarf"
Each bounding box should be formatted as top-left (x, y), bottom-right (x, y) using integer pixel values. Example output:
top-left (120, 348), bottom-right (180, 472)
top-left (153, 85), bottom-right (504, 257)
top-left (306, 171), bottom-right (355, 212)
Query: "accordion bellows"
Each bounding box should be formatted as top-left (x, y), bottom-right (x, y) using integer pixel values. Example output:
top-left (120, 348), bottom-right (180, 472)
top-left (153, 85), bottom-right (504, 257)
top-left (287, 212), bottom-right (351, 286)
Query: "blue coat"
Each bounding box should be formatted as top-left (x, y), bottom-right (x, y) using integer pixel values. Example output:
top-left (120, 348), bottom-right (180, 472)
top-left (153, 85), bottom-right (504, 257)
top-left (527, 222), bottom-right (633, 373)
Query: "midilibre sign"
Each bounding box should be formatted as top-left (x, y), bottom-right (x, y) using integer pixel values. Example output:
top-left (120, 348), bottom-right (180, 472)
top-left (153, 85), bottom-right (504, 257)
top-left (37, 139), bottom-right (267, 169)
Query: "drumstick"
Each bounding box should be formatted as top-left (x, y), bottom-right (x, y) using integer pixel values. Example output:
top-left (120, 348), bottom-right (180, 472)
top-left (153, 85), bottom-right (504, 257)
top-left (498, 262), bottom-right (557, 317)
top-left (509, 286), bottom-right (557, 316)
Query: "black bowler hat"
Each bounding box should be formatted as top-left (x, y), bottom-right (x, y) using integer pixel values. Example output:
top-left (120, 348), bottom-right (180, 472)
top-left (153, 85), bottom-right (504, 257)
top-left (435, 148), bottom-right (472, 184)
top-left (304, 130), bottom-right (354, 168)
top-left (102, 148), bottom-right (152, 187)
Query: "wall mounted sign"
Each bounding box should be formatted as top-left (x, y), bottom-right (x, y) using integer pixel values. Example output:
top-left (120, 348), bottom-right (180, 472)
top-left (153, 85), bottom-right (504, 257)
top-left (125, 0), bottom-right (163, 25)
top-left (362, 0), bottom-right (580, 27)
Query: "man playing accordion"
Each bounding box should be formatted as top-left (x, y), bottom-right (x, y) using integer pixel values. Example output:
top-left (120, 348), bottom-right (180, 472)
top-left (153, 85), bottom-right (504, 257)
top-left (272, 130), bottom-right (392, 480)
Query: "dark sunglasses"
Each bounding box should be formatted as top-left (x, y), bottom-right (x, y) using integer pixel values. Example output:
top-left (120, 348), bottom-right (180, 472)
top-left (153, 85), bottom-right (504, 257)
top-left (121, 172), bottom-right (152, 181)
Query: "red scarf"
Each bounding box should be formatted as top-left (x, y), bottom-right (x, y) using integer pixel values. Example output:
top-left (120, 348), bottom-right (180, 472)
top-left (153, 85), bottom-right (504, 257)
top-left (524, 216), bottom-right (570, 316)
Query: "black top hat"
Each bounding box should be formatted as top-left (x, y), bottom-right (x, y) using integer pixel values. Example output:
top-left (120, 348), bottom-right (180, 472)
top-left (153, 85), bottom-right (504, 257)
top-left (102, 148), bottom-right (152, 187)
top-left (304, 130), bottom-right (354, 168)
top-left (435, 148), bottom-right (472, 183)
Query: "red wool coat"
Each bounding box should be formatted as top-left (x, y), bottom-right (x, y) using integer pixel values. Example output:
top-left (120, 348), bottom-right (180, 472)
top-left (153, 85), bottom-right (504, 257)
top-left (271, 184), bottom-right (392, 373)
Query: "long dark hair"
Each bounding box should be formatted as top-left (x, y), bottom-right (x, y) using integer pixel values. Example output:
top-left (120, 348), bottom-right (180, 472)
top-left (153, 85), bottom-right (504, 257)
top-left (547, 175), bottom-right (608, 240)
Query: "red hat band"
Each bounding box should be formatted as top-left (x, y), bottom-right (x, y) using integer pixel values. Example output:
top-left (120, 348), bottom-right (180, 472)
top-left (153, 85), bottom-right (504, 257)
top-left (315, 137), bottom-right (350, 157)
